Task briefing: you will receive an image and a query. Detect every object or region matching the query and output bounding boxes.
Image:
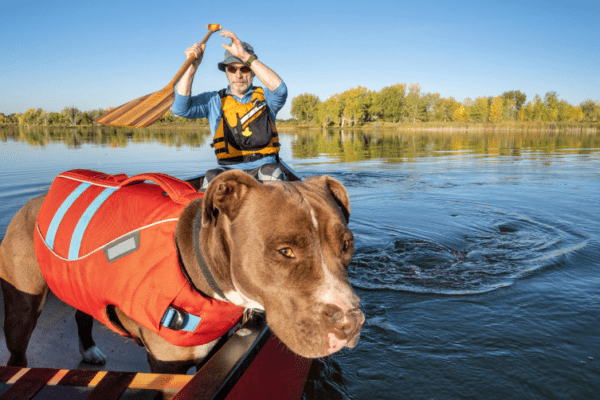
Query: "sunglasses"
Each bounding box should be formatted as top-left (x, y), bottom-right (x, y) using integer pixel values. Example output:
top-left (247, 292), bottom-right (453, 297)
top-left (226, 65), bottom-right (252, 74)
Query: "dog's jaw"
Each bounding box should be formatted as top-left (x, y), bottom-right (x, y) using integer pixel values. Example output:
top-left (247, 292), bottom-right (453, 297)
top-left (223, 288), bottom-right (264, 310)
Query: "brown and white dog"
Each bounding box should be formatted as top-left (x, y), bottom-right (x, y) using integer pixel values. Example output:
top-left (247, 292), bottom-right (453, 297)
top-left (0, 169), bottom-right (364, 373)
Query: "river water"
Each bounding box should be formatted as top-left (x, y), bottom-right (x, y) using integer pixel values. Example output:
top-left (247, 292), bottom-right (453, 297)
top-left (1, 126), bottom-right (599, 399)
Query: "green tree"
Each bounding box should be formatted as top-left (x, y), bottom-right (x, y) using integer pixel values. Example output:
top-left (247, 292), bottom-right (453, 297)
top-left (372, 83), bottom-right (406, 122)
top-left (501, 90), bottom-right (527, 120)
top-left (502, 98), bottom-right (517, 121)
top-left (61, 107), bottom-right (81, 126)
top-left (19, 108), bottom-right (43, 125)
top-left (544, 91), bottom-right (559, 121)
top-left (291, 93), bottom-right (321, 124)
top-left (47, 112), bottom-right (65, 125)
top-left (532, 95), bottom-right (546, 121)
top-left (79, 111), bottom-right (94, 125)
top-left (421, 93), bottom-right (442, 122)
top-left (436, 96), bottom-right (461, 122)
top-left (580, 99), bottom-right (600, 122)
top-left (317, 96), bottom-right (343, 127)
top-left (339, 86), bottom-right (373, 126)
top-left (517, 105), bottom-right (527, 121)
top-left (90, 108), bottom-right (105, 122)
top-left (404, 83), bottom-right (422, 122)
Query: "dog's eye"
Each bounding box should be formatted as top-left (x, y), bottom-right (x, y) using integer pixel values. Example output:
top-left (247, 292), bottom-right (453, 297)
top-left (280, 248), bottom-right (295, 258)
top-left (342, 240), bottom-right (350, 252)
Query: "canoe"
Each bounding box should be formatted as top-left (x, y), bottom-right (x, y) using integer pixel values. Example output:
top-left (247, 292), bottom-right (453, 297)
top-left (0, 312), bottom-right (312, 399)
top-left (185, 159), bottom-right (301, 190)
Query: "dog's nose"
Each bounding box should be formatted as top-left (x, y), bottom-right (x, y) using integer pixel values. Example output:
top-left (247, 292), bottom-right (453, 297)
top-left (323, 304), bottom-right (365, 347)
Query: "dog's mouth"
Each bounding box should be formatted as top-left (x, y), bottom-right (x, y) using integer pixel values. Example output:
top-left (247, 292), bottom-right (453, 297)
top-left (265, 304), bottom-right (364, 358)
top-left (326, 307), bottom-right (365, 354)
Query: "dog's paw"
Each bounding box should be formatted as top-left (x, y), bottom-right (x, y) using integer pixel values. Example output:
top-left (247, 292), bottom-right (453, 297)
top-left (79, 341), bottom-right (107, 365)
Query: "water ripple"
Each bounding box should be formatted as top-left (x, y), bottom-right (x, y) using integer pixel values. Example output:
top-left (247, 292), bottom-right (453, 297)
top-left (350, 212), bottom-right (590, 295)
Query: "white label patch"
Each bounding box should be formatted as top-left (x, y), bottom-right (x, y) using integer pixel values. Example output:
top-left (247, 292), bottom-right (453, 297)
top-left (103, 231), bottom-right (140, 263)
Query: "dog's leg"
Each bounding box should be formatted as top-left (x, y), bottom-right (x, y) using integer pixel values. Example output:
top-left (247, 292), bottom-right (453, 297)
top-left (146, 351), bottom-right (196, 375)
top-left (75, 310), bottom-right (106, 365)
top-left (1, 278), bottom-right (48, 367)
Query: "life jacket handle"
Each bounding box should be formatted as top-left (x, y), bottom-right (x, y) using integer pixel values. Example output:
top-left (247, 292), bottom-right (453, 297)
top-left (120, 173), bottom-right (201, 204)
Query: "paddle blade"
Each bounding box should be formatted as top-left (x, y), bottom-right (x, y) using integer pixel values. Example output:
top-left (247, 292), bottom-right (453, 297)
top-left (95, 86), bottom-right (175, 128)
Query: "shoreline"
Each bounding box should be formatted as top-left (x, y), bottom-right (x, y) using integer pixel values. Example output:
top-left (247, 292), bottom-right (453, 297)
top-left (2, 120), bottom-right (599, 134)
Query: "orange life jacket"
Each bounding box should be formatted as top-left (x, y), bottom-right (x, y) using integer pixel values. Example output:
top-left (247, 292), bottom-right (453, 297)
top-left (212, 87), bottom-right (280, 164)
top-left (34, 169), bottom-right (244, 347)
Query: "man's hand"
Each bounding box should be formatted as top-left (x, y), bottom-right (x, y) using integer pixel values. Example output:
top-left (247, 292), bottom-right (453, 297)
top-left (220, 30), bottom-right (251, 63)
top-left (185, 43), bottom-right (206, 69)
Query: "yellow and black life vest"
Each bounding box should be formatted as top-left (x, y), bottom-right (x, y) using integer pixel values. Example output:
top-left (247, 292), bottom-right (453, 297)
top-left (212, 87), bottom-right (280, 165)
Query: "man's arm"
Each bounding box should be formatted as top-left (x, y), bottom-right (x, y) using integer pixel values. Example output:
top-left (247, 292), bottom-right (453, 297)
top-left (176, 43), bottom-right (206, 96)
top-left (220, 30), bottom-right (282, 92)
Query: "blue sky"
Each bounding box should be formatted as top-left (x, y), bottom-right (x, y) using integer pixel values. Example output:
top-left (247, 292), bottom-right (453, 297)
top-left (1, 0), bottom-right (598, 119)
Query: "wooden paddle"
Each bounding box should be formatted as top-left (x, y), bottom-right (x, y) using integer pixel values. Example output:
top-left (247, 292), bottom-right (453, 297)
top-left (95, 24), bottom-right (222, 128)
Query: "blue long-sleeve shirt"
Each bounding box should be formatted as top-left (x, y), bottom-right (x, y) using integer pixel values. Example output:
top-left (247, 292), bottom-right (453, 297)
top-left (171, 82), bottom-right (288, 169)
top-left (172, 82), bottom-right (287, 135)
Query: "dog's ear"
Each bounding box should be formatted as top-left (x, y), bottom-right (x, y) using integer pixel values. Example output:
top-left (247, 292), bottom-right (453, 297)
top-left (305, 176), bottom-right (351, 223)
top-left (202, 170), bottom-right (261, 227)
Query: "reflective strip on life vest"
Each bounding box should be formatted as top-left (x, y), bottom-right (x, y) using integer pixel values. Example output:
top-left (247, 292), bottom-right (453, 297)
top-left (46, 182), bottom-right (91, 250)
top-left (69, 187), bottom-right (118, 259)
top-left (239, 100), bottom-right (266, 127)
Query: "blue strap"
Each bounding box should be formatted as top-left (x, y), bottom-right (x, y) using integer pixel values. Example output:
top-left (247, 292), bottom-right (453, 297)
top-left (45, 182), bottom-right (91, 250)
top-left (68, 187), bottom-right (117, 259)
top-left (161, 307), bottom-right (202, 332)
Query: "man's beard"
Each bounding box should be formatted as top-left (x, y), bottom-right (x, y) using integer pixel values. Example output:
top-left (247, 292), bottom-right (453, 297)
top-left (229, 77), bottom-right (253, 95)
top-left (233, 81), bottom-right (252, 93)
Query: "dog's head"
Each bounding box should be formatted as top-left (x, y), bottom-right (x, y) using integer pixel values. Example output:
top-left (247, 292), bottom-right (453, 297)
top-left (200, 170), bottom-right (364, 358)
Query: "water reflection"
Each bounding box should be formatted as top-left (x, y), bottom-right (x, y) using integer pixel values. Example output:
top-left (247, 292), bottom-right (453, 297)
top-left (290, 127), bottom-right (600, 162)
top-left (2, 126), bottom-right (599, 160)
top-left (0, 125), bottom-right (212, 149)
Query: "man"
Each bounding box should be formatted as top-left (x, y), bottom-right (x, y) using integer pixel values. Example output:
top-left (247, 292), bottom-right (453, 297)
top-left (172, 30), bottom-right (288, 190)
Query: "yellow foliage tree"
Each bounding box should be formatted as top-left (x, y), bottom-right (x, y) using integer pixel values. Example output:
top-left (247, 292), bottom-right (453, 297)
top-left (469, 97), bottom-right (489, 122)
top-left (517, 106), bottom-right (526, 121)
top-left (317, 96), bottom-right (343, 127)
top-left (489, 96), bottom-right (503, 122)
top-left (569, 106), bottom-right (585, 121)
top-left (453, 105), bottom-right (467, 121)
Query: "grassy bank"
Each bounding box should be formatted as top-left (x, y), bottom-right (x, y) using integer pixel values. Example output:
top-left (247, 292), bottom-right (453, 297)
top-left (276, 120), bottom-right (600, 134)
top-left (3, 120), bottom-right (599, 134)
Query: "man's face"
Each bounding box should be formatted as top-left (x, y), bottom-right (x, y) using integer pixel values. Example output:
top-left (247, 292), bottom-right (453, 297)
top-left (225, 62), bottom-right (254, 96)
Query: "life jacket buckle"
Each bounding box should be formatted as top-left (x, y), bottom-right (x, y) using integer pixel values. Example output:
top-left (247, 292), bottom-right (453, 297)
top-left (165, 307), bottom-right (185, 330)
top-left (161, 306), bottom-right (202, 332)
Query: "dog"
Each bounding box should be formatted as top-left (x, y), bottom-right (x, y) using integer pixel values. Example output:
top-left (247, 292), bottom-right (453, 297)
top-left (0, 169), bottom-right (364, 373)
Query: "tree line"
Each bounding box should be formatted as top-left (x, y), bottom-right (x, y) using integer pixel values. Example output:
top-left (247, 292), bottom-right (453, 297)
top-left (290, 84), bottom-right (600, 126)
top-left (3, 86), bottom-right (599, 128)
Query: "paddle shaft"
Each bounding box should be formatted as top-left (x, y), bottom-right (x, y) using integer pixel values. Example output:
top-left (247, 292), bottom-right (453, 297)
top-left (95, 25), bottom-right (221, 128)
top-left (168, 29), bottom-right (219, 87)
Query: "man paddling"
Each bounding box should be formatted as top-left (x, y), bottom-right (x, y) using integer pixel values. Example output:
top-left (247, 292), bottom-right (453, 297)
top-left (172, 30), bottom-right (288, 190)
